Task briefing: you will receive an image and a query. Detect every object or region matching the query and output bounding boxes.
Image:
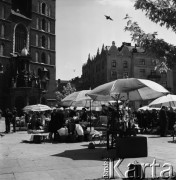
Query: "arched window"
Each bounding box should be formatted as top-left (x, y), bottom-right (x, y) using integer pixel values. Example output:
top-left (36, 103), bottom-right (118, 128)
top-left (35, 52), bottom-right (39, 62)
top-left (0, 6), bottom-right (5, 19)
top-left (15, 24), bottom-right (27, 53)
top-left (48, 22), bottom-right (50, 32)
top-left (47, 37), bottom-right (50, 49)
top-left (41, 52), bottom-right (46, 63)
top-left (0, 44), bottom-right (4, 56)
top-left (47, 54), bottom-right (51, 64)
top-left (42, 19), bottom-right (46, 31)
top-left (41, 3), bottom-right (46, 15)
top-left (36, 18), bottom-right (39, 29)
top-left (1, 24), bottom-right (5, 38)
top-left (41, 35), bottom-right (46, 48)
top-left (36, 34), bottom-right (38, 46)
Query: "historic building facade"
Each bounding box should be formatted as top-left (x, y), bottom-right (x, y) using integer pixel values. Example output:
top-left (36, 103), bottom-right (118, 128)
top-left (82, 41), bottom-right (174, 108)
top-left (0, 0), bottom-right (56, 113)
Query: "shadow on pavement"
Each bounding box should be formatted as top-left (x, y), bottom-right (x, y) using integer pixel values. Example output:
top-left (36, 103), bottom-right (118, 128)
top-left (168, 140), bottom-right (176, 144)
top-left (21, 140), bottom-right (33, 143)
top-left (51, 147), bottom-right (117, 161)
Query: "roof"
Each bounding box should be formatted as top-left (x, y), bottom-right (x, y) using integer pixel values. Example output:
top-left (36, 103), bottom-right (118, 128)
top-left (125, 45), bottom-right (145, 53)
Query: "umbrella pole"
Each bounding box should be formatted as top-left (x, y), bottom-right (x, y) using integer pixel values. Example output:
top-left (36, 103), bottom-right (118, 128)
top-left (90, 100), bottom-right (92, 131)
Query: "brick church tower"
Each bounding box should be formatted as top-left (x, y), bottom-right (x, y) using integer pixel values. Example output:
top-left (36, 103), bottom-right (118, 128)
top-left (0, 0), bottom-right (56, 113)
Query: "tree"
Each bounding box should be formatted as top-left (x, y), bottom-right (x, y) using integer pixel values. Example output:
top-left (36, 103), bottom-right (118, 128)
top-left (55, 82), bottom-right (76, 103)
top-left (124, 0), bottom-right (176, 73)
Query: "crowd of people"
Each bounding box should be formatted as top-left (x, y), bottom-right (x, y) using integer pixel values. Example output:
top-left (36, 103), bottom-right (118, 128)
top-left (0, 103), bottom-right (176, 140)
top-left (136, 106), bottom-right (176, 136)
top-left (0, 107), bottom-right (18, 133)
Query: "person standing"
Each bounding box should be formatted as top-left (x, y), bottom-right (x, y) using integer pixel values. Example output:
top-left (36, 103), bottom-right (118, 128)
top-left (159, 106), bottom-right (168, 137)
top-left (48, 109), bottom-right (58, 140)
top-left (4, 108), bottom-right (12, 133)
top-left (12, 107), bottom-right (17, 132)
top-left (80, 108), bottom-right (87, 122)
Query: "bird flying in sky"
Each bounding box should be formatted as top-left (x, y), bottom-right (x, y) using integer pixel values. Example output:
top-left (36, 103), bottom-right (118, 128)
top-left (104, 15), bottom-right (113, 21)
top-left (124, 14), bottom-right (131, 19)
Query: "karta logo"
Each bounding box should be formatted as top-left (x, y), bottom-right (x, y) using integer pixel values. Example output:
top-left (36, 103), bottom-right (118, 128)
top-left (103, 158), bottom-right (176, 179)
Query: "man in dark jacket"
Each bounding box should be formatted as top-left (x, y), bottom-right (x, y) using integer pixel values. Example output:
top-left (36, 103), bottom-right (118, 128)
top-left (159, 106), bottom-right (168, 137)
top-left (4, 108), bottom-right (12, 133)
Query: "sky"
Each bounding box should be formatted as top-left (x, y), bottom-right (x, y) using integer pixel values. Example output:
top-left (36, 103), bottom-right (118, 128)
top-left (56, 0), bottom-right (176, 81)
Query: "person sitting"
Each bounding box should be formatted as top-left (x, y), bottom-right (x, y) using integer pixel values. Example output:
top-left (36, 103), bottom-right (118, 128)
top-left (69, 107), bottom-right (77, 118)
top-left (80, 108), bottom-right (87, 122)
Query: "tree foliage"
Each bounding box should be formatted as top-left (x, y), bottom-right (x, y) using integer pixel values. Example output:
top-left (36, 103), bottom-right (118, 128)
top-left (55, 82), bottom-right (76, 102)
top-left (124, 0), bottom-right (176, 72)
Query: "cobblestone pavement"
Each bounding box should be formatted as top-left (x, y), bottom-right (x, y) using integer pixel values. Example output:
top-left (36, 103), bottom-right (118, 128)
top-left (0, 117), bottom-right (176, 180)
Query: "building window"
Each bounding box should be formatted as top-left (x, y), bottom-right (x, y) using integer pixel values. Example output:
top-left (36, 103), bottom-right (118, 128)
top-left (152, 59), bottom-right (156, 66)
top-left (0, 6), bottom-right (5, 19)
top-left (48, 22), bottom-right (50, 32)
top-left (161, 72), bottom-right (167, 78)
top-left (35, 52), bottom-right (39, 62)
top-left (36, 18), bottom-right (39, 29)
top-left (111, 71), bottom-right (117, 78)
top-left (41, 3), bottom-right (46, 15)
top-left (139, 59), bottom-right (145, 65)
top-left (123, 61), bottom-right (128, 68)
top-left (0, 24), bottom-right (5, 38)
top-left (140, 69), bottom-right (145, 77)
top-left (41, 52), bottom-right (46, 63)
top-left (15, 24), bottom-right (27, 53)
top-left (112, 60), bottom-right (116, 68)
top-left (0, 63), bottom-right (3, 73)
top-left (47, 54), bottom-right (51, 64)
top-left (48, 37), bottom-right (50, 49)
top-left (123, 72), bottom-right (128, 78)
top-left (41, 35), bottom-right (46, 48)
top-left (36, 34), bottom-right (38, 46)
top-left (161, 81), bottom-right (167, 87)
top-left (37, 1), bottom-right (40, 13)
top-left (48, 6), bottom-right (51, 17)
top-left (0, 44), bottom-right (4, 56)
top-left (42, 19), bottom-right (46, 31)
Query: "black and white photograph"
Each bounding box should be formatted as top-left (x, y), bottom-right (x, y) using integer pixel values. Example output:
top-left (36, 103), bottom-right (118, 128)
top-left (0, 0), bottom-right (176, 179)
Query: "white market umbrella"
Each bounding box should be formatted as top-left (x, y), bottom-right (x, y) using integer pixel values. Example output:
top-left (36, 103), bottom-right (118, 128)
top-left (87, 78), bottom-right (169, 101)
top-left (138, 105), bottom-right (150, 111)
top-left (60, 90), bottom-right (109, 130)
top-left (23, 104), bottom-right (51, 112)
top-left (149, 94), bottom-right (176, 108)
top-left (60, 90), bottom-right (107, 108)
